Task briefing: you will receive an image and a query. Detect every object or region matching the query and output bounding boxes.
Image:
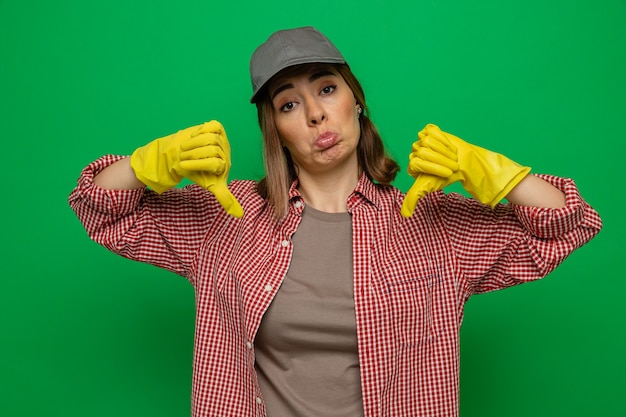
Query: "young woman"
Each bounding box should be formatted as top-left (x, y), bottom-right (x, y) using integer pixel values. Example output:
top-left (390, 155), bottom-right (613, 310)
top-left (69, 26), bottom-right (602, 417)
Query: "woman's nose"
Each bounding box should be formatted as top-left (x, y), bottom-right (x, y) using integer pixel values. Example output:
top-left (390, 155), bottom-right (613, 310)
top-left (307, 101), bottom-right (326, 125)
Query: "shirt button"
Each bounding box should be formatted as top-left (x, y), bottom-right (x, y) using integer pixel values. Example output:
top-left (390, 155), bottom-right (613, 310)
top-left (256, 396), bottom-right (263, 404)
top-left (294, 201), bottom-right (303, 209)
top-left (280, 240), bottom-right (289, 247)
top-left (246, 341), bottom-right (253, 349)
top-left (264, 284), bottom-right (273, 293)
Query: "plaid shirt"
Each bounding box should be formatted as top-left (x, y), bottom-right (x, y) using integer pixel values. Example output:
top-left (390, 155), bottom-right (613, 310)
top-left (69, 155), bottom-right (601, 417)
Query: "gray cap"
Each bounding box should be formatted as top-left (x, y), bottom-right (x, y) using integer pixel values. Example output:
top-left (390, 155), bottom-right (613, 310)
top-left (249, 26), bottom-right (346, 103)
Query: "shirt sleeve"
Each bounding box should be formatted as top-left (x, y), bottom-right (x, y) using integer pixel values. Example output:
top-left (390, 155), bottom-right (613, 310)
top-left (68, 155), bottom-right (226, 281)
top-left (436, 174), bottom-right (602, 295)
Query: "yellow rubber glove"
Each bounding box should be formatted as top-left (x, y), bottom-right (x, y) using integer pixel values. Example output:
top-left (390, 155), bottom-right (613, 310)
top-left (401, 124), bottom-right (530, 217)
top-left (130, 121), bottom-right (244, 218)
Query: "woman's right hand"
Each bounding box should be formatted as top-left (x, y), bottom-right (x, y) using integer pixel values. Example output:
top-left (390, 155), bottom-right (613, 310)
top-left (130, 124), bottom-right (201, 193)
top-left (178, 121), bottom-right (244, 218)
top-left (129, 120), bottom-right (243, 218)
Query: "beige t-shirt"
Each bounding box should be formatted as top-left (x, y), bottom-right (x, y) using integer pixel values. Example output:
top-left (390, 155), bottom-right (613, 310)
top-left (254, 205), bottom-right (364, 417)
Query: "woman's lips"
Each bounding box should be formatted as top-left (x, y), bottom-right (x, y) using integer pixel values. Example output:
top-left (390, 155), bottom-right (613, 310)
top-left (315, 132), bottom-right (338, 149)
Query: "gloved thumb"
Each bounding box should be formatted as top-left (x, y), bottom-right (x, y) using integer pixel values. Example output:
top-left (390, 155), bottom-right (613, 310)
top-left (207, 182), bottom-right (244, 218)
top-left (401, 174), bottom-right (446, 217)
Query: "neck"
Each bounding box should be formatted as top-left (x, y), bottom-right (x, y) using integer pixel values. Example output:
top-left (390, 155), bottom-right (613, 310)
top-left (297, 168), bottom-right (361, 213)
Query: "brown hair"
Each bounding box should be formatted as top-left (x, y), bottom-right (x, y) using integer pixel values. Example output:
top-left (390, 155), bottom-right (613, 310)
top-left (255, 63), bottom-right (399, 218)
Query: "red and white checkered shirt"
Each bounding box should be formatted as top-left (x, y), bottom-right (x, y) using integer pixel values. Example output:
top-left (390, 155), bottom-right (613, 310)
top-left (69, 155), bottom-right (601, 417)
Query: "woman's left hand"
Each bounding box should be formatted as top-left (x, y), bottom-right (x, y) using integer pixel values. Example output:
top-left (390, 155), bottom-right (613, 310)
top-left (401, 124), bottom-right (530, 217)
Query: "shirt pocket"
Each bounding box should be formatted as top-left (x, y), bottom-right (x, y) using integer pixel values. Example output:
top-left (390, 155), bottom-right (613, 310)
top-left (382, 258), bottom-right (441, 345)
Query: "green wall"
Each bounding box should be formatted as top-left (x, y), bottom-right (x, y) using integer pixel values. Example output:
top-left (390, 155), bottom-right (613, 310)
top-left (1, 0), bottom-right (624, 416)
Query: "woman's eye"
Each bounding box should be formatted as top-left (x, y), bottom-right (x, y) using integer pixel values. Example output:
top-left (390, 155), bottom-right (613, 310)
top-left (321, 85), bottom-right (336, 95)
top-left (280, 102), bottom-right (296, 112)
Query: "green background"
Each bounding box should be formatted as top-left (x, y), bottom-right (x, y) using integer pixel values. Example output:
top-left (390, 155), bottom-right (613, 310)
top-left (1, 0), bottom-right (624, 416)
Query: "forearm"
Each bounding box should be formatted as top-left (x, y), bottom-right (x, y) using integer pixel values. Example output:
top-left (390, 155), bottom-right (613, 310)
top-left (93, 157), bottom-right (145, 190)
top-left (505, 174), bottom-right (566, 208)
top-left (70, 155), bottom-right (201, 278)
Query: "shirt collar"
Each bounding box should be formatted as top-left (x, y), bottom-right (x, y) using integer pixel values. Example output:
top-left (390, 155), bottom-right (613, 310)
top-left (350, 172), bottom-right (381, 210)
top-left (288, 172), bottom-right (381, 213)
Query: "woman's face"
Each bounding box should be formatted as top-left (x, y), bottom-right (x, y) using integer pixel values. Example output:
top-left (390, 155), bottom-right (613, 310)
top-left (269, 66), bottom-right (361, 178)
